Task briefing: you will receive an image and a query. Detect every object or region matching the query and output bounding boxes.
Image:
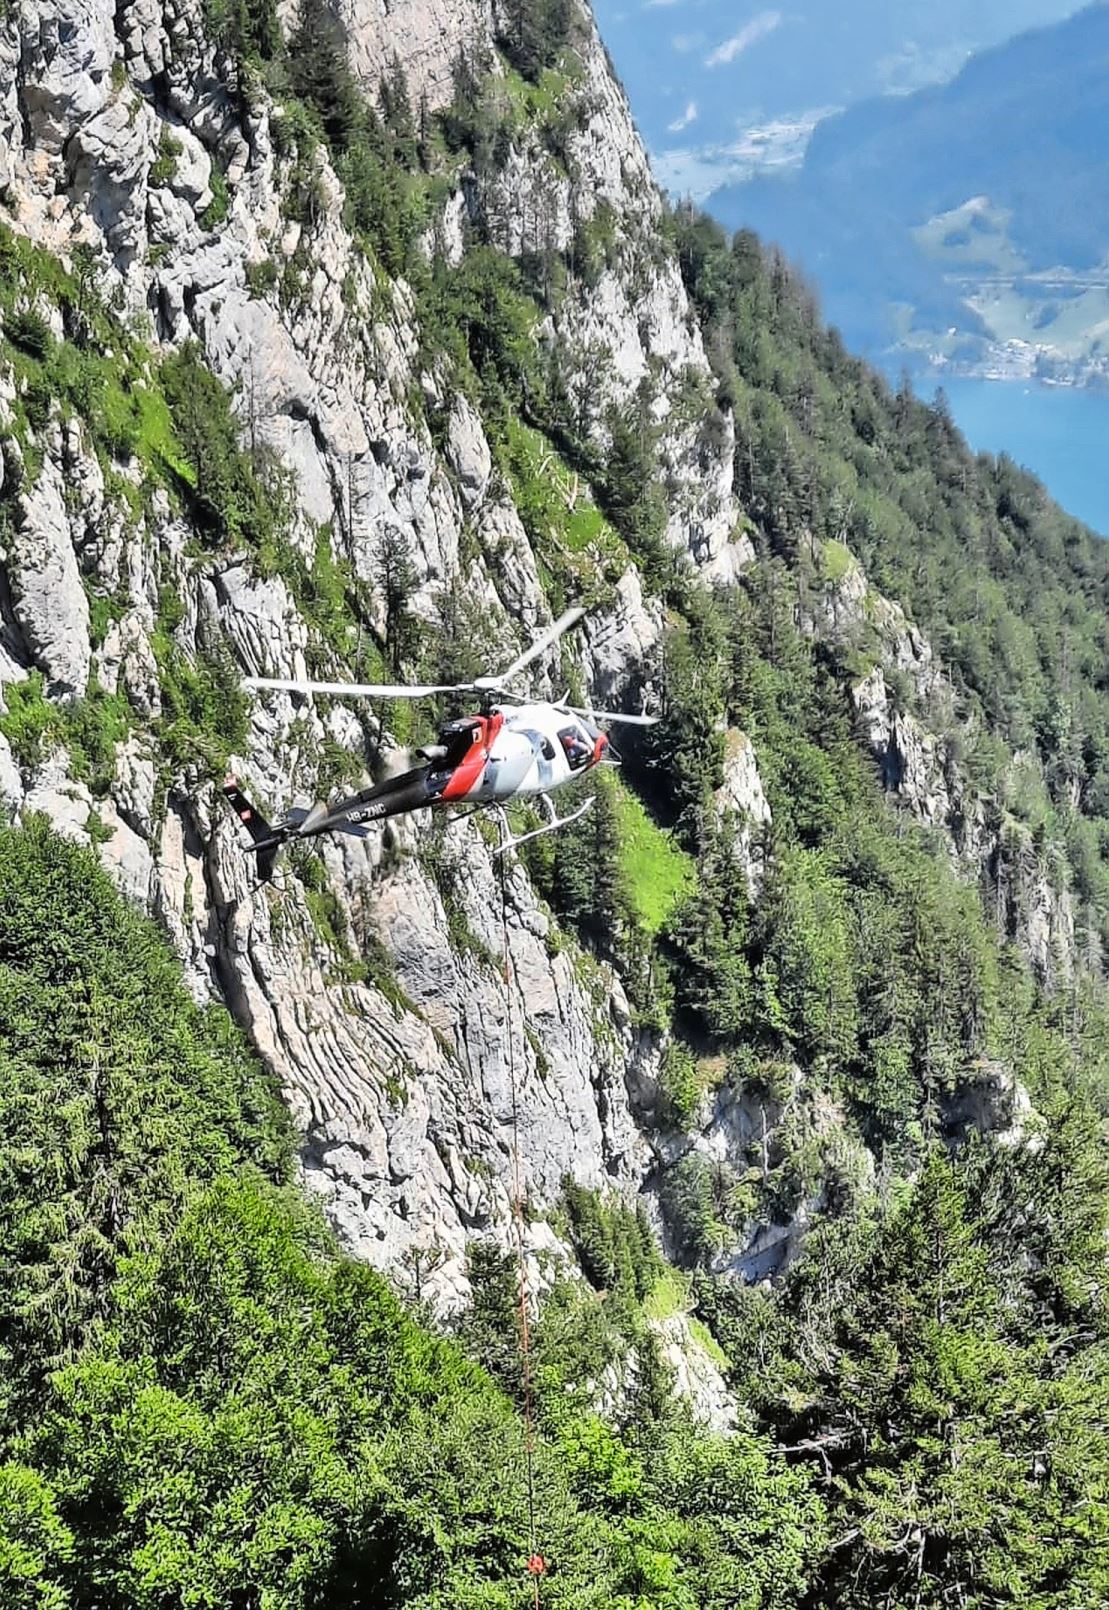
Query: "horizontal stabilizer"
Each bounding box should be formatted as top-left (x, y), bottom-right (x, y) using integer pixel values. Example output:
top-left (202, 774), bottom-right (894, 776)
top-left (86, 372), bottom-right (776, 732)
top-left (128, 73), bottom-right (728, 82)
top-left (223, 776), bottom-right (274, 847)
top-left (298, 800), bottom-right (332, 834)
top-left (331, 821), bottom-right (371, 839)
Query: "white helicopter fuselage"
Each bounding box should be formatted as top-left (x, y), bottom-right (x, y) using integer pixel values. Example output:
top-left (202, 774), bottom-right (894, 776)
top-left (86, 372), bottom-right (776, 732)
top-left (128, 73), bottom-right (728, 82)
top-left (430, 702), bottom-right (607, 806)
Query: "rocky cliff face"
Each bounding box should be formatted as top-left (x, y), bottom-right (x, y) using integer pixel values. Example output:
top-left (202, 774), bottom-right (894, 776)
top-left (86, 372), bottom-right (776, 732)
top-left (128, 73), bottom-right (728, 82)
top-left (0, 0), bottom-right (738, 1326)
top-left (0, 0), bottom-right (1082, 1419)
top-left (811, 542), bottom-right (1077, 985)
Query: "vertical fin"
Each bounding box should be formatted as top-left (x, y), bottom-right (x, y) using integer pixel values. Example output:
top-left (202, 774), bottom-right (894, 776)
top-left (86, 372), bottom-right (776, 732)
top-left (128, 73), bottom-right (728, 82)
top-left (222, 776), bottom-right (282, 881)
top-left (222, 776), bottom-right (274, 846)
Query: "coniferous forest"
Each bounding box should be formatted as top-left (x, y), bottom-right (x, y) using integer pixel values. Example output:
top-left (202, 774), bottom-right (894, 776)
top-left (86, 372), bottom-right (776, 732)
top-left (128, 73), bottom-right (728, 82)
top-left (1, 0), bottom-right (1108, 1606)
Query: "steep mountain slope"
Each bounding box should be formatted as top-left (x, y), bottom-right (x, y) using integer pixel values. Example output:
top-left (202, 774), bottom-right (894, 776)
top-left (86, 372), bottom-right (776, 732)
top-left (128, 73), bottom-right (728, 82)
top-left (0, 0), bottom-right (747, 1307)
top-left (0, 0), bottom-right (1108, 1603)
top-left (709, 2), bottom-right (1109, 379)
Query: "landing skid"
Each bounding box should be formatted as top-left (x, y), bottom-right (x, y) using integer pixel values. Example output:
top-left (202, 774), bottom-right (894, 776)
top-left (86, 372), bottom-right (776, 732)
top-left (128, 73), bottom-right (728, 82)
top-left (493, 792), bottom-right (594, 856)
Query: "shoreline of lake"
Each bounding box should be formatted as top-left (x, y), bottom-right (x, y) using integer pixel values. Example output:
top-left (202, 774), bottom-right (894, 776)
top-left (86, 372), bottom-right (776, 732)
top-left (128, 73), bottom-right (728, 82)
top-left (907, 375), bottom-right (1109, 537)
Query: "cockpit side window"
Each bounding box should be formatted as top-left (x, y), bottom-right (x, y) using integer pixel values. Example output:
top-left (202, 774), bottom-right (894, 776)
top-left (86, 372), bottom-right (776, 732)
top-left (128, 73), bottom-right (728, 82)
top-left (557, 725), bottom-right (592, 771)
top-left (439, 721), bottom-right (483, 767)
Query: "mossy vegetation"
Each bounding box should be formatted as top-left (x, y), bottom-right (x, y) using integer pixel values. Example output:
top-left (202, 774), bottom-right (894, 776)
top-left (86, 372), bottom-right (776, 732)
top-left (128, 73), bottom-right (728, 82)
top-left (641, 1266), bottom-right (689, 1323)
top-left (819, 536), bottom-right (856, 584)
top-left (654, 1040), bottom-right (714, 1131)
top-left (257, 528), bottom-right (372, 670)
top-left (199, 166), bottom-right (230, 229)
top-left (149, 126), bottom-right (183, 186)
top-left (288, 845), bottom-right (369, 984)
top-left (421, 827), bottom-right (501, 970)
top-left (0, 673), bottom-right (134, 793)
top-left (151, 629), bottom-right (249, 773)
top-left (0, 674), bottom-right (68, 771)
top-left (686, 1313), bottom-right (728, 1370)
top-left (505, 416), bottom-right (630, 609)
top-left (159, 342), bottom-right (289, 549)
top-left (498, 61), bottom-right (574, 126)
top-left (0, 227), bottom-right (192, 494)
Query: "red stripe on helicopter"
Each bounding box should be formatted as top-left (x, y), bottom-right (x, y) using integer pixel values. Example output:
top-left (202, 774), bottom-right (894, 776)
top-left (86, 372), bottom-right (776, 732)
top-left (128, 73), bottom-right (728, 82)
top-left (442, 713), bottom-right (501, 801)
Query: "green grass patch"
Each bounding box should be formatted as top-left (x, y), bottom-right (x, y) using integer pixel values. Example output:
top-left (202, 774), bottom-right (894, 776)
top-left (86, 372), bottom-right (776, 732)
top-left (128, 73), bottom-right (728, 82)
top-left (64, 684), bottom-right (134, 795)
top-left (0, 675), bottom-right (63, 770)
top-left (820, 539), bottom-right (857, 586)
top-left (564, 499), bottom-right (609, 553)
top-left (0, 226), bottom-right (194, 499)
top-left (150, 128), bottom-right (182, 187)
top-left (499, 61), bottom-right (573, 125)
top-left (613, 780), bottom-right (695, 936)
top-left (134, 384), bottom-right (191, 478)
top-left (504, 417), bottom-right (629, 610)
top-left (688, 1314), bottom-right (729, 1371)
top-left (627, 1262), bottom-right (731, 1370)
top-left (256, 529), bottom-right (382, 678)
top-left (0, 673), bottom-right (133, 793)
top-left (642, 1267), bottom-right (690, 1323)
top-left (152, 630), bottom-right (248, 774)
top-left (199, 167), bottom-right (230, 229)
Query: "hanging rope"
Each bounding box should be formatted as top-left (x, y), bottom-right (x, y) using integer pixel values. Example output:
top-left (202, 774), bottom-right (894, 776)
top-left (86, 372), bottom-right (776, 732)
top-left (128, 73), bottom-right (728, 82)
top-left (497, 831), bottom-right (545, 1607)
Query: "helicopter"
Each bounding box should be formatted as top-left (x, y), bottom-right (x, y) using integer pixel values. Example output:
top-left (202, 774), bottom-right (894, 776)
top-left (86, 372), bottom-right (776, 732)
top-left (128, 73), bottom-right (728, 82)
top-left (223, 608), bottom-right (657, 880)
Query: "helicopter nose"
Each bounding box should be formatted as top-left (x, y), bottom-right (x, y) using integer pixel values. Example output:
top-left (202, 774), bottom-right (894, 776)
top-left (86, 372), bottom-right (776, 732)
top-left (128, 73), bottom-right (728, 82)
top-left (593, 731), bottom-right (610, 764)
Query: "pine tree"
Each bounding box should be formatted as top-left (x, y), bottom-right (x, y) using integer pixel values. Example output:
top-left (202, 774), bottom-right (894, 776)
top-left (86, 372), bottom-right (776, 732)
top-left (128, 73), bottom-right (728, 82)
top-left (287, 0), bottom-right (364, 151)
top-left (804, 1153), bottom-right (1109, 1610)
top-left (379, 57), bottom-right (417, 169)
top-left (374, 525), bottom-right (420, 674)
top-left (548, 769), bottom-right (625, 955)
top-left (494, 0), bottom-right (574, 81)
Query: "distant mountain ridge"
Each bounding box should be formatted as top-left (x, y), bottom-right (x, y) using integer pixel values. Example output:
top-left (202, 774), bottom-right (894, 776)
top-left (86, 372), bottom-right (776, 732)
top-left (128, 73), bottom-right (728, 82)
top-left (592, 0), bottom-right (1081, 199)
top-left (707, 2), bottom-right (1109, 382)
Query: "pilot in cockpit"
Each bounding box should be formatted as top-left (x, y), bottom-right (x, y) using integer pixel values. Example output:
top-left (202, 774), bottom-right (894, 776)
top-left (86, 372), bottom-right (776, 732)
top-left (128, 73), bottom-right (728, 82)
top-left (558, 726), bottom-right (592, 769)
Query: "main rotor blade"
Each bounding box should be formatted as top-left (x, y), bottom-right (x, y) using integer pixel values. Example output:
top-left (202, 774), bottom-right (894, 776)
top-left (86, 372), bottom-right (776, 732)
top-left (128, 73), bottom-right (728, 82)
top-left (481, 607), bottom-right (586, 689)
top-left (564, 704), bottom-right (659, 727)
top-left (243, 676), bottom-right (474, 699)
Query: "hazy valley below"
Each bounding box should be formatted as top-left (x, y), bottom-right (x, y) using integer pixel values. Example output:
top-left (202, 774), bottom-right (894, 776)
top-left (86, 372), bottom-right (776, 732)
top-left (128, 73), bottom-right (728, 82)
top-left (702, 4), bottom-right (1109, 392)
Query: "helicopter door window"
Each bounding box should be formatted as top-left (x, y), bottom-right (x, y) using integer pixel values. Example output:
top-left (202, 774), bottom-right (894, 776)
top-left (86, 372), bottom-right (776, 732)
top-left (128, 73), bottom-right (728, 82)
top-left (557, 726), bottom-right (592, 771)
top-left (438, 722), bottom-right (482, 767)
top-left (541, 737), bottom-right (556, 760)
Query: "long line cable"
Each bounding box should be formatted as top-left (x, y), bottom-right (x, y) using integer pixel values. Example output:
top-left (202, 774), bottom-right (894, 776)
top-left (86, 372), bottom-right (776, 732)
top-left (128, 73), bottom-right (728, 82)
top-left (498, 835), bottom-right (543, 1609)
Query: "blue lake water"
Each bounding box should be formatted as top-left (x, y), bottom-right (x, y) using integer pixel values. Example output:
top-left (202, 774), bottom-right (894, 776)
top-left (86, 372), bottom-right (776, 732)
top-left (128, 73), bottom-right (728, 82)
top-left (925, 378), bottom-right (1109, 537)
